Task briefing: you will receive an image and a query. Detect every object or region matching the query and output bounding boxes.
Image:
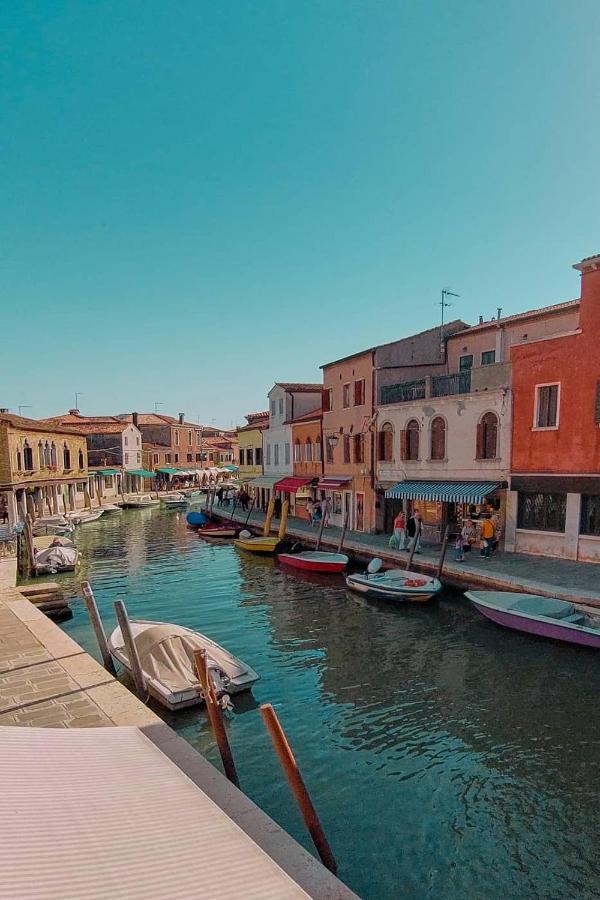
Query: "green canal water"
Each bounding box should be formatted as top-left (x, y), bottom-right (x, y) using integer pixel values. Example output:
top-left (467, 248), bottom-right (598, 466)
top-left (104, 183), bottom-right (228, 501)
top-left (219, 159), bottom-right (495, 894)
top-left (57, 508), bottom-right (600, 900)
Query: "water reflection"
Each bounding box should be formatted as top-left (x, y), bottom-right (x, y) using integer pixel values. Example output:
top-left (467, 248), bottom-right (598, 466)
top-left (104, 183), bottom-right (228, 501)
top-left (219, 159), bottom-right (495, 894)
top-left (57, 509), bottom-right (600, 900)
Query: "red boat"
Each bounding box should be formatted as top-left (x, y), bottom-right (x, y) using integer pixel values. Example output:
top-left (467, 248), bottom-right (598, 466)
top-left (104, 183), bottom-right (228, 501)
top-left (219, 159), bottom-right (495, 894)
top-left (277, 550), bottom-right (349, 574)
top-left (197, 522), bottom-right (239, 539)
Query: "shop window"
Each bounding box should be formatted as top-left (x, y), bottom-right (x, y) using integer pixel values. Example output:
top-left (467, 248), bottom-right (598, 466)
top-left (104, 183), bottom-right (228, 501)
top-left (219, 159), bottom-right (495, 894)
top-left (342, 384), bottom-right (351, 409)
top-left (517, 492), bottom-right (566, 532)
top-left (353, 433), bottom-right (364, 464)
top-left (63, 443), bottom-right (71, 470)
top-left (78, 449), bottom-right (85, 469)
top-left (294, 441), bottom-right (302, 463)
top-left (23, 440), bottom-right (34, 471)
top-left (378, 423), bottom-right (393, 462)
top-left (476, 412), bottom-right (498, 459)
top-left (459, 355), bottom-right (473, 371)
top-left (481, 350), bottom-right (496, 365)
top-left (535, 384), bottom-right (559, 429)
top-left (332, 492), bottom-right (342, 515)
top-left (430, 417), bottom-right (446, 460)
top-left (314, 436), bottom-right (322, 462)
top-left (354, 379), bottom-right (365, 406)
top-left (343, 434), bottom-right (351, 464)
top-left (580, 495), bottom-right (600, 536)
top-left (305, 439), bottom-right (313, 462)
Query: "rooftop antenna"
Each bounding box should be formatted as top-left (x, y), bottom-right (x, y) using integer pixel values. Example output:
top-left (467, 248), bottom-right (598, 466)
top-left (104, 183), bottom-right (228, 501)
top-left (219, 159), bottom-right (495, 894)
top-left (74, 391), bottom-right (83, 410)
top-left (439, 289), bottom-right (459, 352)
top-left (154, 401), bottom-right (164, 413)
top-left (18, 404), bottom-right (32, 416)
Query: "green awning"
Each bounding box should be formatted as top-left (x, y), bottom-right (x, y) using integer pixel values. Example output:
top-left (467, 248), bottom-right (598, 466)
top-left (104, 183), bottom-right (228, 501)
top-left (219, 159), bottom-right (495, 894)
top-left (156, 467), bottom-right (181, 475)
top-left (127, 469), bottom-right (156, 478)
top-left (385, 480), bottom-right (502, 502)
top-left (98, 469), bottom-right (120, 476)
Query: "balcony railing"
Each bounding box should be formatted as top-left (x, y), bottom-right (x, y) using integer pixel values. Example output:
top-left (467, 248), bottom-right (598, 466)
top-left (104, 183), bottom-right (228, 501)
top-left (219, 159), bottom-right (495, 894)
top-left (431, 370), bottom-right (471, 398)
top-left (380, 379), bottom-right (426, 405)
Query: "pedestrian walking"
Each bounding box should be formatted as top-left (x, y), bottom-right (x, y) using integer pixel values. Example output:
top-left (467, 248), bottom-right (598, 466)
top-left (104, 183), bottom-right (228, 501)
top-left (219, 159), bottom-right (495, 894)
top-left (406, 509), bottom-right (422, 553)
top-left (306, 498), bottom-right (315, 526)
top-left (480, 515), bottom-right (496, 559)
top-left (313, 500), bottom-right (322, 526)
top-left (322, 496), bottom-right (331, 527)
top-left (239, 489), bottom-right (250, 511)
top-left (273, 495), bottom-right (282, 519)
top-left (454, 520), bottom-right (472, 562)
top-left (393, 510), bottom-right (407, 550)
top-left (216, 486), bottom-right (224, 506)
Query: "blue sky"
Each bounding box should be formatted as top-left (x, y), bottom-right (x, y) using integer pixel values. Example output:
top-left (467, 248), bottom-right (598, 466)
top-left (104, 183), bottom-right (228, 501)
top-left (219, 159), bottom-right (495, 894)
top-left (2, 1), bottom-right (599, 427)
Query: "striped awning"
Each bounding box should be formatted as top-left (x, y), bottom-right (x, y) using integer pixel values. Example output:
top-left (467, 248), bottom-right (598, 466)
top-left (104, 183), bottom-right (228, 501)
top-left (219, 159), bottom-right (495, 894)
top-left (248, 475), bottom-right (280, 489)
top-left (274, 476), bottom-right (312, 494)
top-left (316, 476), bottom-right (350, 490)
top-left (385, 480), bottom-right (502, 502)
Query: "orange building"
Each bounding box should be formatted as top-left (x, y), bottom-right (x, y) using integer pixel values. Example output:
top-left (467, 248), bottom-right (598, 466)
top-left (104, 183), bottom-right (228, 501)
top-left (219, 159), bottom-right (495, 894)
top-left (321, 349), bottom-right (376, 532)
top-left (506, 252), bottom-right (600, 562)
top-left (289, 408), bottom-right (323, 520)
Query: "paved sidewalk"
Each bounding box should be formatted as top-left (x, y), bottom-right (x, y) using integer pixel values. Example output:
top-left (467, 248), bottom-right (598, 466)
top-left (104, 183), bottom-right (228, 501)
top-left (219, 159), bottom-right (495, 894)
top-left (213, 502), bottom-right (600, 607)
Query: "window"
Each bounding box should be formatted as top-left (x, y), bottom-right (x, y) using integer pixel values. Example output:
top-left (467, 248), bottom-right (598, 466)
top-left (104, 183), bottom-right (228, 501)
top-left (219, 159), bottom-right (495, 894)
top-left (23, 440), bottom-right (33, 471)
top-left (314, 436), bottom-right (322, 462)
top-left (187, 453), bottom-right (193, 462)
top-left (535, 384), bottom-right (560, 429)
top-left (196, 431), bottom-right (201, 445)
top-left (174, 453), bottom-right (179, 463)
top-left (430, 417), bottom-right (446, 460)
top-left (354, 379), bottom-right (365, 406)
top-left (255, 447), bottom-right (262, 465)
top-left (104, 475), bottom-right (113, 489)
top-left (78, 449), bottom-right (84, 469)
top-left (153, 453), bottom-right (159, 464)
top-left (305, 439), bottom-right (313, 462)
top-left (76, 482), bottom-right (85, 492)
top-left (406, 419), bottom-right (420, 461)
top-left (15, 449), bottom-right (22, 470)
top-left (481, 350), bottom-right (496, 365)
top-left (188, 430), bottom-right (192, 445)
top-left (43, 441), bottom-right (51, 466)
top-left (343, 434), bottom-right (351, 463)
top-left (323, 388), bottom-right (333, 412)
top-left (353, 433), bottom-right (364, 464)
top-left (175, 430), bottom-right (180, 445)
top-left (285, 443), bottom-right (290, 465)
top-left (266, 444), bottom-right (271, 465)
top-left (459, 354), bottom-right (474, 371)
top-left (378, 423), bottom-right (394, 462)
top-left (326, 439), bottom-right (334, 464)
top-left (278, 399), bottom-right (284, 416)
top-left (581, 495), bottom-right (600, 536)
top-left (124, 452), bottom-right (129, 465)
top-left (165, 453), bottom-right (171, 463)
top-left (294, 441), bottom-right (302, 463)
top-left (332, 492), bottom-right (342, 515)
top-left (518, 492), bottom-right (566, 532)
top-left (476, 412), bottom-right (498, 460)
top-left (50, 442), bottom-right (57, 467)
top-left (270, 400), bottom-right (276, 416)
top-left (38, 442), bottom-right (44, 468)
top-left (63, 443), bottom-right (71, 470)
top-left (124, 436), bottom-right (128, 446)
top-left (342, 384), bottom-right (351, 408)
top-left (136, 436), bottom-right (140, 446)
top-left (274, 444), bottom-right (280, 465)
top-left (195, 453), bottom-right (202, 462)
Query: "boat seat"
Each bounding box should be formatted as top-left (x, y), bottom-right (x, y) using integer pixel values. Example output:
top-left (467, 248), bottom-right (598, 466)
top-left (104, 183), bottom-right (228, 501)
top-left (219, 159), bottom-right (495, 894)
top-left (561, 613), bottom-right (586, 625)
top-left (510, 596), bottom-right (575, 619)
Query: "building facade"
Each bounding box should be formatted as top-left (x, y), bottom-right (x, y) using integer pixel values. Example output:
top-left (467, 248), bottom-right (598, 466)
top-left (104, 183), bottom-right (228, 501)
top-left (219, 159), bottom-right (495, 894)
top-left (237, 412), bottom-right (268, 490)
top-left (506, 253), bottom-right (600, 562)
top-left (0, 412), bottom-right (88, 525)
top-left (289, 408), bottom-right (323, 520)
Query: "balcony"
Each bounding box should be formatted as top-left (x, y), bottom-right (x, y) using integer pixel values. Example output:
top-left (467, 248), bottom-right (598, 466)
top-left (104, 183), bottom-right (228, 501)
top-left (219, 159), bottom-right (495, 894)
top-left (380, 379), bottom-right (426, 405)
top-left (431, 370), bottom-right (471, 397)
top-left (379, 362), bottom-right (511, 406)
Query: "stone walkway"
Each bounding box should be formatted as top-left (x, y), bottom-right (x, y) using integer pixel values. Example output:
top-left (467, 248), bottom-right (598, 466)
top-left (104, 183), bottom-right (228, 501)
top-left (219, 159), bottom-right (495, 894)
top-left (213, 503), bottom-right (600, 607)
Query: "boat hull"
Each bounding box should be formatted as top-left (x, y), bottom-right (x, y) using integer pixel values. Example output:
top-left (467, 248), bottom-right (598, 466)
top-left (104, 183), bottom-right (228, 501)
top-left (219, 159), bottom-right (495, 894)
top-left (198, 526), bottom-right (238, 538)
top-left (345, 571), bottom-right (441, 602)
top-left (278, 552), bottom-right (348, 573)
top-left (234, 537), bottom-right (279, 555)
top-left (469, 597), bottom-right (600, 649)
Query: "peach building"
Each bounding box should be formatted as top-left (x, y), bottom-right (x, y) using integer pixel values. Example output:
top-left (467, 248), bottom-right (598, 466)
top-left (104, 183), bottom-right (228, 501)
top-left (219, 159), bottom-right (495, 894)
top-left (290, 408), bottom-right (323, 521)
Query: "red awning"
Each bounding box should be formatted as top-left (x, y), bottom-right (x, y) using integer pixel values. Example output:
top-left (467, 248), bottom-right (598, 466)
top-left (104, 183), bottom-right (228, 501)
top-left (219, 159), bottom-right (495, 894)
top-left (317, 476), bottom-right (350, 490)
top-left (274, 476), bottom-right (313, 494)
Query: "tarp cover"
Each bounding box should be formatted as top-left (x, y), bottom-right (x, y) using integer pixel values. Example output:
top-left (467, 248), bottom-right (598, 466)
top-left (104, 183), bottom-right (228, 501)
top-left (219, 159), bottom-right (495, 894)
top-left (133, 624), bottom-right (247, 694)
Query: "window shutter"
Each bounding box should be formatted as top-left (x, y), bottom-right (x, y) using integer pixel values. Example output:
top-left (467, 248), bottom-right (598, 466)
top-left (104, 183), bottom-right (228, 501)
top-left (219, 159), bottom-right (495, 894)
top-left (399, 430), bottom-right (408, 461)
top-left (322, 389), bottom-right (330, 412)
top-left (596, 381), bottom-right (600, 424)
top-left (476, 422), bottom-right (484, 459)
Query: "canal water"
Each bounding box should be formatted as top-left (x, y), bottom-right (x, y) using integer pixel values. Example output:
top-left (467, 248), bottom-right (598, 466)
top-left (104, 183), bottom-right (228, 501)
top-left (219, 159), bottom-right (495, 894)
top-left (57, 508), bottom-right (600, 900)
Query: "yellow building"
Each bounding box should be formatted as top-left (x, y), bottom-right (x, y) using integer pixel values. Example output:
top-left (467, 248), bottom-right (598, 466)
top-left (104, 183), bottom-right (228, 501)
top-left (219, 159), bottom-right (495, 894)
top-left (237, 412), bottom-right (268, 490)
top-left (0, 411), bottom-right (88, 526)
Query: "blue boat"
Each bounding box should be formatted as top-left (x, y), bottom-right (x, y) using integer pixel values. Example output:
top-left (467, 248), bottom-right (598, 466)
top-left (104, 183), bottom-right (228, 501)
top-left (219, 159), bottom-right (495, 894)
top-left (186, 511), bottom-right (209, 527)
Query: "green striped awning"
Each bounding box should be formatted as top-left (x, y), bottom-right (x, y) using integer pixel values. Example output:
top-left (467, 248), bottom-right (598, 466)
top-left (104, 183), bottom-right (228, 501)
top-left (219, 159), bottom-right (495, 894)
top-left (98, 469), bottom-right (120, 476)
top-left (385, 480), bottom-right (502, 503)
top-left (126, 469), bottom-right (156, 478)
top-left (155, 467), bottom-right (180, 474)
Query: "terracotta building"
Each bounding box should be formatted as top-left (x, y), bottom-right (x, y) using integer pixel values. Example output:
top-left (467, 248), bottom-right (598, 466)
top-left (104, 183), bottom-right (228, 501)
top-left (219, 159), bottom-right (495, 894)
top-left (506, 252), bottom-right (600, 562)
top-left (119, 413), bottom-right (221, 473)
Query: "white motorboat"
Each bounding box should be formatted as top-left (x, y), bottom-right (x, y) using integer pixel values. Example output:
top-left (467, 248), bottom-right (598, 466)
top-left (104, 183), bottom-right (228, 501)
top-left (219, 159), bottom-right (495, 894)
top-left (32, 515), bottom-right (75, 537)
top-left (122, 495), bottom-right (161, 509)
top-left (345, 558), bottom-right (441, 602)
top-left (34, 539), bottom-right (79, 575)
top-left (69, 509), bottom-right (105, 525)
top-left (100, 504), bottom-right (122, 513)
top-left (108, 619), bottom-right (259, 711)
top-left (162, 492), bottom-right (188, 508)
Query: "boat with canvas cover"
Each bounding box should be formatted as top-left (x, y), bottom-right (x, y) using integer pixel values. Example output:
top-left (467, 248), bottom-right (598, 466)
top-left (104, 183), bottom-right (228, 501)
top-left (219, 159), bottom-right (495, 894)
top-left (107, 619), bottom-right (259, 710)
top-left (466, 591), bottom-right (600, 648)
top-left (34, 539), bottom-right (79, 575)
top-left (186, 510), bottom-right (209, 527)
top-left (346, 558), bottom-right (441, 602)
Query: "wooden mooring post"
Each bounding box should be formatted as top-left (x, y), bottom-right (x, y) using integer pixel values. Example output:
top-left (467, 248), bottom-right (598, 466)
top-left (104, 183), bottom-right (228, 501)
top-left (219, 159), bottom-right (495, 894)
top-left (244, 498), bottom-right (255, 527)
top-left (406, 521), bottom-right (422, 571)
top-left (436, 525), bottom-right (451, 581)
top-left (114, 600), bottom-right (146, 698)
top-left (336, 510), bottom-right (350, 554)
top-left (81, 581), bottom-right (117, 675)
top-left (260, 703), bottom-right (337, 874)
top-left (315, 510), bottom-right (326, 551)
top-left (194, 649), bottom-right (239, 787)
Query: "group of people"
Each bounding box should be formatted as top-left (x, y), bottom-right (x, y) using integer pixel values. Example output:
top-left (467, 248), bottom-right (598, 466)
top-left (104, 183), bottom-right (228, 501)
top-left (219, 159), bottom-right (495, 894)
top-left (454, 514), bottom-right (498, 561)
top-left (306, 497), bottom-right (331, 528)
top-left (215, 487), bottom-right (251, 511)
top-left (391, 509), bottom-right (422, 553)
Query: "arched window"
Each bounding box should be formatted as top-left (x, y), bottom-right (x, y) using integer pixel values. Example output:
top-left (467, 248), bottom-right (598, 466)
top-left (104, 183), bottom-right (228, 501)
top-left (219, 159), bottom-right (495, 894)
top-left (378, 423), bottom-right (394, 462)
top-left (23, 440), bottom-right (33, 471)
top-left (404, 420), bottom-right (420, 461)
top-left (314, 435), bottom-right (322, 462)
top-left (477, 412), bottom-right (498, 460)
top-left (38, 442), bottom-right (44, 468)
top-left (305, 438), bottom-right (313, 462)
top-left (78, 448), bottom-right (84, 469)
top-left (43, 441), bottom-right (50, 467)
top-left (293, 440), bottom-right (302, 463)
top-left (430, 417), bottom-right (446, 461)
top-left (16, 449), bottom-right (22, 471)
top-left (63, 443), bottom-right (72, 470)
top-left (50, 442), bottom-right (57, 467)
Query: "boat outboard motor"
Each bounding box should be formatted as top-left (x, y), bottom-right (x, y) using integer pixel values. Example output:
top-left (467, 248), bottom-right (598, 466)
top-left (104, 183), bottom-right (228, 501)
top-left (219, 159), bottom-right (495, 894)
top-left (208, 666), bottom-right (233, 711)
top-left (239, 529), bottom-right (252, 539)
top-left (367, 558), bottom-right (383, 576)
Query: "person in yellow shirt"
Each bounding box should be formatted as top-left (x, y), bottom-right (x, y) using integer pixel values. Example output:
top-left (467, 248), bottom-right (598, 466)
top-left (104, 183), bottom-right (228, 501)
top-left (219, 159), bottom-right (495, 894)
top-left (480, 515), bottom-right (496, 559)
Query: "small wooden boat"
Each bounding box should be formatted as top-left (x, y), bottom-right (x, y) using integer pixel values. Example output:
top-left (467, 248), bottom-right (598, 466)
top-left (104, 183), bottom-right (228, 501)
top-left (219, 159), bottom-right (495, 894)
top-left (346, 558), bottom-right (441, 602)
top-left (70, 509), bottom-right (105, 525)
top-left (34, 540), bottom-right (79, 575)
top-left (186, 510), bottom-right (209, 527)
top-left (278, 549), bottom-right (349, 574)
top-left (197, 522), bottom-right (239, 539)
top-left (466, 591), bottom-right (600, 649)
top-left (122, 495), bottom-right (160, 509)
top-left (234, 500), bottom-right (289, 556)
top-left (162, 492), bottom-right (188, 508)
top-left (108, 619), bottom-right (259, 710)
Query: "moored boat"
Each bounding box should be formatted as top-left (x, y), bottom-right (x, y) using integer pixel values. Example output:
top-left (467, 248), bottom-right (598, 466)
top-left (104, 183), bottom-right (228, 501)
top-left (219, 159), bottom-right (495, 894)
top-left (278, 549), bottom-right (349, 574)
top-left (466, 591), bottom-right (600, 648)
top-left (34, 539), bottom-right (79, 575)
top-left (186, 510), bottom-right (209, 527)
top-left (346, 558), bottom-right (441, 602)
top-left (197, 522), bottom-right (239, 539)
top-left (107, 619), bottom-right (260, 710)
top-left (100, 504), bottom-right (122, 513)
top-left (69, 509), bottom-right (105, 525)
top-left (234, 499), bottom-right (288, 556)
top-left (122, 495), bottom-right (160, 509)
top-left (162, 492), bottom-right (188, 508)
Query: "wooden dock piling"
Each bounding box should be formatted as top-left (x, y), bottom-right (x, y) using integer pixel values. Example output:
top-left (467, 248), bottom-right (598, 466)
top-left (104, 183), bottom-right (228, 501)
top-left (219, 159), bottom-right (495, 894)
top-left (114, 600), bottom-right (146, 698)
top-left (81, 581), bottom-right (117, 675)
top-left (436, 525), bottom-right (451, 581)
top-left (194, 649), bottom-right (239, 787)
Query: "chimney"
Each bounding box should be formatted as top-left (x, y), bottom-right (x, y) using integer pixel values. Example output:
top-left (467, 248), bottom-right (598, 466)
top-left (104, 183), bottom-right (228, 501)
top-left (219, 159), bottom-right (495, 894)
top-left (573, 253), bottom-right (600, 336)
top-left (0, 408), bottom-right (9, 414)
top-left (478, 315), bottom-right (484, 325)
top-left (178, 412), bottom-right (185, 424)
top-left (68, 408), bottom-right (80, 416)
top-left (497, 307), bottom-right (503, 320)
top-left (132, 412), bottom-right (139, 428)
